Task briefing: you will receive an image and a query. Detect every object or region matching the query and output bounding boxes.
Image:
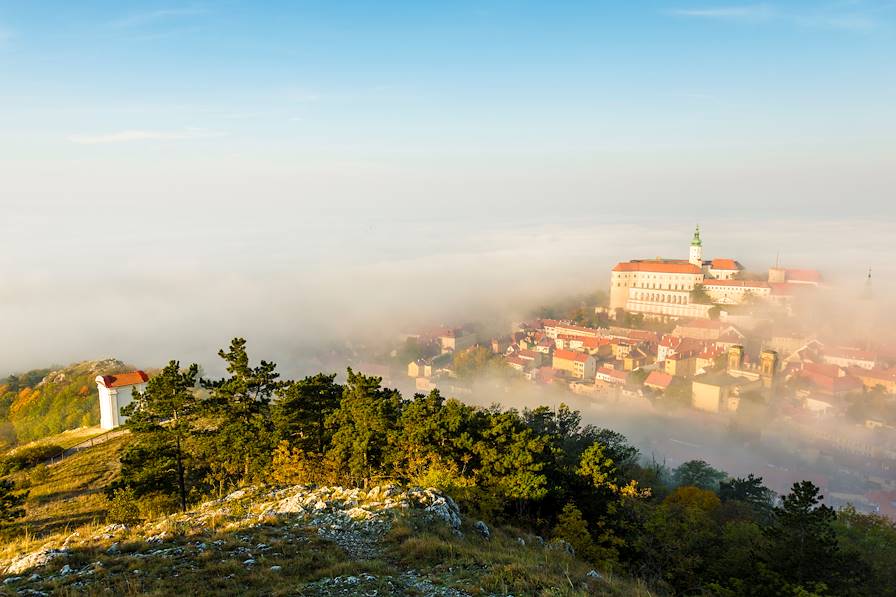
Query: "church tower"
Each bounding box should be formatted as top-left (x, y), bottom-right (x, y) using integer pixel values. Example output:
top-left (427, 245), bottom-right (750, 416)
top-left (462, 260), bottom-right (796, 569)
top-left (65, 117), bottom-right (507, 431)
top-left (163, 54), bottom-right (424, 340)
top-left (689, 225), bottom-right (703, 267)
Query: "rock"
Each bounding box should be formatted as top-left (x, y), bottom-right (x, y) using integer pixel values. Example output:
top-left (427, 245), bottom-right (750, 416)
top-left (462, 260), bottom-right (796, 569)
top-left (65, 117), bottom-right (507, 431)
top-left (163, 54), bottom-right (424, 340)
top-left (516, 537), bottom-right (526, 546)
top-left (270, 565), bottom-right (282, 572)
top-left (422, 494), bottom-right (462, 530)
top-left (586, 569), bottom-right (603, 579)
top-left (473, 520), bottom-right (490, 539)
top-left (243, 559), bottom-right (256, 566)
top-left (28, 574), bottom-right (41, 581)
top-left (106, 542), bottom-right (119, 554)
top-left (546, 539), bottom-right (575, 556)
top-left (59, 565), bottom-right (72, 576)
top-left (3, 576), bottom-right (21, 585)
top-left (224, 488), bottom-right (249, 501)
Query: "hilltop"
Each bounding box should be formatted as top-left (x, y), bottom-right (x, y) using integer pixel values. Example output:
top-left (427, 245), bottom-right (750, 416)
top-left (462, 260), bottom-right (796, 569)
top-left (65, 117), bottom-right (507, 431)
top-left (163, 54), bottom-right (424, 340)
top-left (1, 475), bottom-right (635, 595)
top-left (0, 359), bottom-right (132, 448)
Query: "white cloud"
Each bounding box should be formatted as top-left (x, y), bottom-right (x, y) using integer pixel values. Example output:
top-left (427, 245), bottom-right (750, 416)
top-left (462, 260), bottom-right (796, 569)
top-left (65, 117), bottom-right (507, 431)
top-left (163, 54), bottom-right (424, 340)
top-left (109, 8), bottom-right (207, 29)
top-left (67, 129), bottom-right (223, 145)
top-left (670, 4), bottom-right (776, 21)
top-left (670, 3), bottom-right (885, 29)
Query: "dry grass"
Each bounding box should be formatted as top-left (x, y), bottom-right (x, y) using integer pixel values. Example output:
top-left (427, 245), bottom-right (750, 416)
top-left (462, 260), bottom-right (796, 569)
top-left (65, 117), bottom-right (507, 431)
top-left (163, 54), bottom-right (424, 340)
top-left (384, 518), bottom-right (654, 596)
top-left (1, 433), bottom-right (128, 544)
top-left (4, 426), bottom-right (107, 454)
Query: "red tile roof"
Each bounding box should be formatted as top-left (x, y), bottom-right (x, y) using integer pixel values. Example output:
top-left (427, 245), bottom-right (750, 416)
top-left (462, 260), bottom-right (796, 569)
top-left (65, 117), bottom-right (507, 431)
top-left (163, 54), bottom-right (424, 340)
top-left (554, 349), bottom-right (592, 363)
top-left (612, 260), bottom-right (702, 274)
top-left (710, 259), bottom-right (741, 270)
top-left (644, 370), bottom-right (674, 389)
top-left (98, 371), bottom-right (149, 388)
top-left (824, 346), bottom-right (877, 362)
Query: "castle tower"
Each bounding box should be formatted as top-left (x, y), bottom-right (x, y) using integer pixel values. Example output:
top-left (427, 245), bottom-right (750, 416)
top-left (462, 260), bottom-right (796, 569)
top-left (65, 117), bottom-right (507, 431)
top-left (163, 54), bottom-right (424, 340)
top-left (689, 225), bottom-right (703, 267)
top-left (727, 345), bottom-right (745, 371)
top-left (759, 350), bottom-right (779, 388)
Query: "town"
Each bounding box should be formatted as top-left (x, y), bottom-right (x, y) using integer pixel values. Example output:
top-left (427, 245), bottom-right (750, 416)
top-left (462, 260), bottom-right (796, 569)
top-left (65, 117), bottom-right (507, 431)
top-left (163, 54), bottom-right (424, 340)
top-left (389, 227), bottom-right (895, 517)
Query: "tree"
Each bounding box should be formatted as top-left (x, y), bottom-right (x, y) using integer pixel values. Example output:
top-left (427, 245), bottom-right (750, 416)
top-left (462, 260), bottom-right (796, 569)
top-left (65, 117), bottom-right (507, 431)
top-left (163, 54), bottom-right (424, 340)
top-left (325, 369), bottom-right (403, 487)
top-left (0, 479), bottom-right (26, 525)
top-left (719, 474), bottom-right (774, 520)
top-left (833, 506), bottom-right (896, 597)
top-left (674, 460), bottom-right (727, 491)
top-left (553, 502), bottom-right (602, 563)
top-left (200, 338), bottom-right (284, 493)
top-left (766, 481), bottom-right (842, 590)
top-left (452, 346), bottom-right (506, 379)
top-left (690, 284), bottom-right (713, 305)
top-left (116, 360), bottom-right (200, 511)
top-left (475, 410), bottom-right (553, 508)
top-left (273, 373), bottom-right (342, 454)
top-left (639, 486), bottom-right (721, 594)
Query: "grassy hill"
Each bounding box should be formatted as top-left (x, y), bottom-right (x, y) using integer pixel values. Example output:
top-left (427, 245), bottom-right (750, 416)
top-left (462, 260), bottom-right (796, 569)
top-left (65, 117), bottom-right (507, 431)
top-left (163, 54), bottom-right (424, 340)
top-left (0, 359), bottom-right (133, 448)
top-left (0, 434), bottom-right (647, 596)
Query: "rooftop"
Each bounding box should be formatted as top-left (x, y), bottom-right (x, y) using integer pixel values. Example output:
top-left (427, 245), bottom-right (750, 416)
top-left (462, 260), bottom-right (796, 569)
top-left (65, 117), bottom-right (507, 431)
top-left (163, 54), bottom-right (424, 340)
top-left (96, 371), bottom-right (149, 388)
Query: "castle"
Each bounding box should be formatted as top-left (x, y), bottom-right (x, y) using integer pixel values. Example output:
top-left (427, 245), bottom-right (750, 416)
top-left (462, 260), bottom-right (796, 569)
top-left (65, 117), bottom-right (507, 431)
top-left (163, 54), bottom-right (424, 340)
top-left (609, 226), bottom-right (818, 319)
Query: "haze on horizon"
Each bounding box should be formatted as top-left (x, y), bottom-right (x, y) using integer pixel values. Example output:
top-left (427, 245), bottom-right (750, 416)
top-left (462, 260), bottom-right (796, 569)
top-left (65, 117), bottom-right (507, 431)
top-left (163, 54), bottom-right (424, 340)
top-left (1, 1), bottom-right (894, 373)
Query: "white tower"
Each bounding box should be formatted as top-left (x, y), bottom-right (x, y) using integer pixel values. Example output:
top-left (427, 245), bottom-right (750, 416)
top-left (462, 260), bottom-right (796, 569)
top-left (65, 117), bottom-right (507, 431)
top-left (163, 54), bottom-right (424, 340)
top-left (689, 225), bottom-right (703, 267)
top-left (96, 371), bottom-right (148, 429)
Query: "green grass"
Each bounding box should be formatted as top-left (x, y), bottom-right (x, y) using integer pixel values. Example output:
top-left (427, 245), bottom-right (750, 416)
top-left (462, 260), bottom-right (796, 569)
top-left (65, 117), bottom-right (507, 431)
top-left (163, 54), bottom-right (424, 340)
top-left (2, 433), bottom-right (129, 542)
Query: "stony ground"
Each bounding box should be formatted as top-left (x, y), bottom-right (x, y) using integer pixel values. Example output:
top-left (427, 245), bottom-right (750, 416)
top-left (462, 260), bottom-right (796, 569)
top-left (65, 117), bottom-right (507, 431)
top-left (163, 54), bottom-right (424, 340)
top-left (0, 484), bottom-right (619, 596)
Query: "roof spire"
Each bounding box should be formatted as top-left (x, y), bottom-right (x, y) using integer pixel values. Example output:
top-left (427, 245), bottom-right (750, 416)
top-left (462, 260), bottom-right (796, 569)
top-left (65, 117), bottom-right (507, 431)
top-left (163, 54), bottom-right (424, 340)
top-left (863, 267), bottom-right (872, 300)
top-left (691, 224), bottom-right (702, 247)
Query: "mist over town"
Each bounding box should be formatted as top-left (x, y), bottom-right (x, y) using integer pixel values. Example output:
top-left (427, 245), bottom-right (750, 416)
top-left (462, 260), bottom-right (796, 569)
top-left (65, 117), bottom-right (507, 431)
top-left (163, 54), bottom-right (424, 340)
top-left (1, 2), bottom-right (895, 595)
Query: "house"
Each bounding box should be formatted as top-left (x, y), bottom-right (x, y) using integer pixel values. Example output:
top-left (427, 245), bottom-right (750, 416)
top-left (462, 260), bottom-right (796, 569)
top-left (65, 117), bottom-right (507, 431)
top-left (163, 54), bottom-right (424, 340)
top-left (665, 352), bottom-right (698, 378)
top-left (96, 371), bottom-right (149, 429)
top-left (644, 370), bottom-right (674, 392)
top-left (673, 319), bottom-right (744, 342)
top-left (506, 356), bottom-right (531, 372)
top-left (438, 328), bottom-right (477, 353)
top-left (552, 349), bottom-right (596, 380)
top-left (691, 371), bottom-right (762, 414)
top-left (848, 367), bottom-right (896, 394)
top-left (623, 348), bottom-right (651, 371)
top-left (407, 359), bottom-right (431, 379)
top-left (706, 258), bottom-right (744, 280)
top-left (596, 367), bottom-right (628, 385)
top-left (798, 362), bottom-right (864, 397)
top-left (823, 347), bottom-right (877, 370)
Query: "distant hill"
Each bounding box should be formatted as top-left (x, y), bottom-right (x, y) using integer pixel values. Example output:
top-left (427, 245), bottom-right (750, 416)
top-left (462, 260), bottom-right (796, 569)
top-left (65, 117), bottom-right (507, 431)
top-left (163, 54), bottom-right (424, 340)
top-left (0, 359), bottom-right (133, 447)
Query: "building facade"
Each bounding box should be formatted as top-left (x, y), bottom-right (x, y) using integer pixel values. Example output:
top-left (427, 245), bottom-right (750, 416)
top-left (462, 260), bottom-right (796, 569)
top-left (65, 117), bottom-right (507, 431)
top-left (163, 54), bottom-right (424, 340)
top-left (96, 371), bottom-right (149, 430)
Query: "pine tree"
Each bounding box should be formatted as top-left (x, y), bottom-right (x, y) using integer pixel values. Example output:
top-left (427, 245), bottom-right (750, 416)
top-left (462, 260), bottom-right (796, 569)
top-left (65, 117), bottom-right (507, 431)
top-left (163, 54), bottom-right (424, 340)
top-left (766, 481), bottom-right (841, 590)
top-left (325, 369), bottom-right (403, 487)
top-left (200, 338), bottom-right (283, 492)
top-left (273, 373), bottom-right (342, 454)
top-left (116, 360), bottom-right (200, 512)
top-left (0, 479), bottom-right (26, 525)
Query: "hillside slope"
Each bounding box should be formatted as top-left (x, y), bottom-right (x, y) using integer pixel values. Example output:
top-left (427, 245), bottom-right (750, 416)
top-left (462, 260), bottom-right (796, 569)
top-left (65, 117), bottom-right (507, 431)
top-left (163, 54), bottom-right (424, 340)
top-left (0, 359), bottom-right (133, 447)
top-left (0, 479), bottom-right (645, 596)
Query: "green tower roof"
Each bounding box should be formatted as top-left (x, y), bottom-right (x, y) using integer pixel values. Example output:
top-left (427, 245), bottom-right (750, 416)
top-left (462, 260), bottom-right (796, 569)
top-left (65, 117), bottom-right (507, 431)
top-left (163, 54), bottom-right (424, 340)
top-left (691, 225), bottom-right (702, 247)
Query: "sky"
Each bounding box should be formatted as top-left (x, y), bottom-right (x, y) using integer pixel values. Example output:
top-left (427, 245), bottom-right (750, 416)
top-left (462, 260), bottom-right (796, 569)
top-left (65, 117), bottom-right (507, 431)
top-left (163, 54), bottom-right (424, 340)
top-left (0, 1), bottom-right (894, 372)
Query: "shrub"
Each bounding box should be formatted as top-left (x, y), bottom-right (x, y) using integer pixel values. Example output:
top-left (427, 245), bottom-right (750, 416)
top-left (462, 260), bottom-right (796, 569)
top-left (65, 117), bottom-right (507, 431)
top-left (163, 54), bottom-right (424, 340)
top-left (1, 443), bottom-right (64, 474)
top-left (106, 487), bottom-right (142, 525)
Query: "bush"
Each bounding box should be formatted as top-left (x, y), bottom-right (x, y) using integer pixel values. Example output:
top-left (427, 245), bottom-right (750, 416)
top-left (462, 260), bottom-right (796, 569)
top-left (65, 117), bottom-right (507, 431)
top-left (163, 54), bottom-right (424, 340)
top-left (0, 443), bottom-right (64, 474)
top-left (106, 487), bottom-right (142, 525)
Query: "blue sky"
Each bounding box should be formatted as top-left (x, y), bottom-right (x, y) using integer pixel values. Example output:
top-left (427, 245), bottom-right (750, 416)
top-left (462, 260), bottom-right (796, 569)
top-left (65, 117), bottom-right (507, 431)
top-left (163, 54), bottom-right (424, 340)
top-left (0, 1), bottom-right (894, 370)
top-left (2, 1), bottom-right (894, 157)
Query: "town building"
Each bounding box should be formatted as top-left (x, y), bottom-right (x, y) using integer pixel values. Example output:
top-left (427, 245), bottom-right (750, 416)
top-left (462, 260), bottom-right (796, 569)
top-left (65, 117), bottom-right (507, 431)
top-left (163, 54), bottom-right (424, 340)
top-left (96, 371), bottom-right (149, 430)
top-left (552, 349), bottom-right (596, 380)
top-left (610, 226), bottom-right (820, 319)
